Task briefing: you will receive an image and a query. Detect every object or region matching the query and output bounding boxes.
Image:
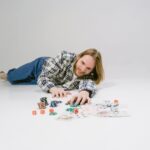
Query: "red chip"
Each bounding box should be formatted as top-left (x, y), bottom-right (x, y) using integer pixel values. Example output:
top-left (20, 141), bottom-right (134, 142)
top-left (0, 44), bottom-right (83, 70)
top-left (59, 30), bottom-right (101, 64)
top-left (49, 108), bottom-right (54, 113)
top-left (32, 110), bottom-right (37, 115)
top-left (40, 109), bottom-right (45, 115)
top-left (74, 108), bottom-right (79, 114)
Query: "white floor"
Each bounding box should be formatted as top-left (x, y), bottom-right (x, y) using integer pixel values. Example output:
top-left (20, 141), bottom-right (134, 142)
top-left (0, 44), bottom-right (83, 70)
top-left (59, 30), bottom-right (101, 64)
top-left (0, 77), bottom-right (150, 150)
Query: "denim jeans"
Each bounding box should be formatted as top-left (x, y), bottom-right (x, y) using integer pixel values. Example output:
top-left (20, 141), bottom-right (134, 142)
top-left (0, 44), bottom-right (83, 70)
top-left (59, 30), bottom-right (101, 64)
top-left (7, 57), bottom-right (48, 84)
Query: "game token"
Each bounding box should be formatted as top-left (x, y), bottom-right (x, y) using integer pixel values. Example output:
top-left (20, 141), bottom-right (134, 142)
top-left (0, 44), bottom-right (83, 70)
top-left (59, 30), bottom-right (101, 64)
top-left (40, 97), bottom-right (49, 106)
top-left (40, 109), bottom-right (45, 115)
top-left (49, 108), bottom-right (54, 113)
top-left (32, 110), bottom-right (37, 115)
top-left (74, 108), bottom-right (79, 114)
top-left (66, 107), bottom-right (74, 112)
top-left (70, 103), bottom-right (80, 107)
top-left (50, 101), bottom-right (57, 107)
top-left (113, 99), bottom-right (119, 105)
top-left (50, 100), bottom-right (62, 107)
top-left (38, 102), bottom-right (46, 109)
top-left (49, 112), bottom-right (57, 115)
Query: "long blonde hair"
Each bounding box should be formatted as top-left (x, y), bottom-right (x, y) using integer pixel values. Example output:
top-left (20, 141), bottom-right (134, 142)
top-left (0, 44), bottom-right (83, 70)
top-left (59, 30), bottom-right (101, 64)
top-left (73, 48), bottom-right (104, 84)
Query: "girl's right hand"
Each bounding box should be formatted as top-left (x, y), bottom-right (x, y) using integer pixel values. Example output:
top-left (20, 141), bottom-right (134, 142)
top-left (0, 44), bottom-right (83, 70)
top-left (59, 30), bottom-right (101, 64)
top-left (49, 87), bottom-right (70, 98)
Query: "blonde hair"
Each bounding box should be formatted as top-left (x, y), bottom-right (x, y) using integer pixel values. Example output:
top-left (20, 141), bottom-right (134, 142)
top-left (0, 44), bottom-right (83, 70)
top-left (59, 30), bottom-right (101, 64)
top-left (73, 48), bottom-right (104, 84)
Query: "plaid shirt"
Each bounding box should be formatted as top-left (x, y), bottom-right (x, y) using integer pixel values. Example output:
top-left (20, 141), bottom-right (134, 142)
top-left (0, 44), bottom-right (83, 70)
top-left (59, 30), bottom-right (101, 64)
top-left (37, 50), bottom-right (96, 97)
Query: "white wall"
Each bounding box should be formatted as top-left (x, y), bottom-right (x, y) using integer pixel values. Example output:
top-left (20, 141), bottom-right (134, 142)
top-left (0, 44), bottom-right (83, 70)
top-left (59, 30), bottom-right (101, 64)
top-left (0, 0), bottom-right (150, 79)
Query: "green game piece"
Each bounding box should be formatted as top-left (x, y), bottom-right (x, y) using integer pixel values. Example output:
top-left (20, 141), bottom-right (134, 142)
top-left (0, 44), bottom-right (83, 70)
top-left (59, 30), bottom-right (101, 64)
top-left (66, 108), bottom-right (74, 112)
top-left (70, 108), bottom-right (74, 112)
top-left (49, 112), bottom-right (57, 115)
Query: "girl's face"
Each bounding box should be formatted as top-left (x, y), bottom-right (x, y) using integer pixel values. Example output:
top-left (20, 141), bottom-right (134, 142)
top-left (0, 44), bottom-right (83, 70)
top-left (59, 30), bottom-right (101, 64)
top-left (75, 55), bottom-right (95, 77)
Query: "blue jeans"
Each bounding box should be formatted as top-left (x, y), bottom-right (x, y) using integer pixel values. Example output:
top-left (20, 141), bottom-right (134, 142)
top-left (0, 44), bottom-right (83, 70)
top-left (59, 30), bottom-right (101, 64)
top-left (7, 57), bottom-right (48, 84)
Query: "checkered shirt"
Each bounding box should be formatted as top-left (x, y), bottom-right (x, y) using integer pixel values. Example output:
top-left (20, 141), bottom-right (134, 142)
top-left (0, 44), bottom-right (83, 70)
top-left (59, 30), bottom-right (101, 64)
top-left (37, 50), bottom-right (96, 97)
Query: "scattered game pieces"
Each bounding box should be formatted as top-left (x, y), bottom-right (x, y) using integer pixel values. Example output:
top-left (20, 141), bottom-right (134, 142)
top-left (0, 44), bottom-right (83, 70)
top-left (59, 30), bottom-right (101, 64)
top-left (95, 99), bottom-right (120, 113)
top-left (111, 99), bottom-right (119, 111)
top-left (32, 97), bottom-right (129, 119)
top-left (66, 107), bottom-right (79, 114)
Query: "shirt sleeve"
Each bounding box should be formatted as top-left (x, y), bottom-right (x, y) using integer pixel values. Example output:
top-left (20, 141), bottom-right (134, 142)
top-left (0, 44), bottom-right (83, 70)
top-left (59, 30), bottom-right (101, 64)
top-left (37, 50), bottom-right (76, 92)
top-left (37, 52), bottom-right (62, 92)
top-left (78, 79), bottom-right (96, 98)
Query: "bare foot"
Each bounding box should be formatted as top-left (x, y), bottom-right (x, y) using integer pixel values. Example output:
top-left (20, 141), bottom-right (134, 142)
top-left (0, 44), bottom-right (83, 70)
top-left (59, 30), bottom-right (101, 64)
top-left (0, 71), bottom-right (7, 80)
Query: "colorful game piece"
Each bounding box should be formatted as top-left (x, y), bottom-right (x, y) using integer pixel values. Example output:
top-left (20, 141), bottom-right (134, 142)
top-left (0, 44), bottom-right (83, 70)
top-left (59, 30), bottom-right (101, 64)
top-left (40, 109), bottom-right (45, 115)
top-left (49, 112), bottom-right (57, 115)
top-left (38, 102), bottom-right (46, 109)
top-left (49, 108), bottom-right (57, 115)
top-left (66, 107), bottom-right (74, 112)
top-left (50, 101), bottom-right (57, 107)
top-left (50, 100), bottom-right (62, 107)
top-left (66, 107), bottom-right (79, 114)
top-left (40, 97), bottom-right (49, 106)
top-left (49, 108), bottom-right (54, 113)
top-left (32, 110), bottom-right (37, 115)
top-left (73, 108), bottom-right (79, 114)
top-left (113, 99), bottom-right (119, 105)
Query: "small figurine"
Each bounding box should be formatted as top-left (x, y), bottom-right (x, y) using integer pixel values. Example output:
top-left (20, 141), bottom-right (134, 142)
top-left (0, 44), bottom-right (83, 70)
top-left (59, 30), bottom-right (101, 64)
top-left (40, 97), bottom-right (49, 106)
top-left (111, 99), bottom-right (119, 112)
top-left (38, 102), bottom-right (46, 109)
top-left (50, 100), bottom-right (62, 107)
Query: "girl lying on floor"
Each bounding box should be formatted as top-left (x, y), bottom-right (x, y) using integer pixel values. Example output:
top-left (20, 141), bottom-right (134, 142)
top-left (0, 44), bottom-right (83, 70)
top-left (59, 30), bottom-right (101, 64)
top-left (0, 48), bottom-right (104, 105)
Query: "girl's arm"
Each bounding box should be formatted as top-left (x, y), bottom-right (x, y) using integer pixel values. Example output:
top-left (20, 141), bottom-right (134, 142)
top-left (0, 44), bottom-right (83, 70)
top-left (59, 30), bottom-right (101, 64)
top-left (66, 79), bottom-right (96, 105)
top-left (78, 79), bottom-right (96, 98)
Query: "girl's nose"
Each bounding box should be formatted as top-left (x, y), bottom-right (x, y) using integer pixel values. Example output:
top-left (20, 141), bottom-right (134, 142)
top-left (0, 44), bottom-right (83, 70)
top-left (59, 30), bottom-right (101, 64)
top-left (80, 66), bottom-right (86, 73)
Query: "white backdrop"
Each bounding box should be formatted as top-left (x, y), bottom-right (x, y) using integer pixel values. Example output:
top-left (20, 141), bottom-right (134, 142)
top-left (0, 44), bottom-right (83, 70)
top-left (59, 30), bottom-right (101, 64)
top-left (0, 1), bottom-right (150, 150)
top-left (0, 0), bottom-right (150, 79)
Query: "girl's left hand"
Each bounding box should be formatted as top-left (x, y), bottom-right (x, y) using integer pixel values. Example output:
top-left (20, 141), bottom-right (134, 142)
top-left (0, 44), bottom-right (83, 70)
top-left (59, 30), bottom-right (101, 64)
top-left (66, 90), bottom-right (91, 105)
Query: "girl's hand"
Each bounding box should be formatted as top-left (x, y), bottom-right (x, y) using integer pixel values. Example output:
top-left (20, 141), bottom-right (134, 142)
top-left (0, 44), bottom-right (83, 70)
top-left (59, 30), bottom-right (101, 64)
top-left (49, 87), bottom-right (70, 98)
top-left (66, 90), bottom-right (91, 105)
